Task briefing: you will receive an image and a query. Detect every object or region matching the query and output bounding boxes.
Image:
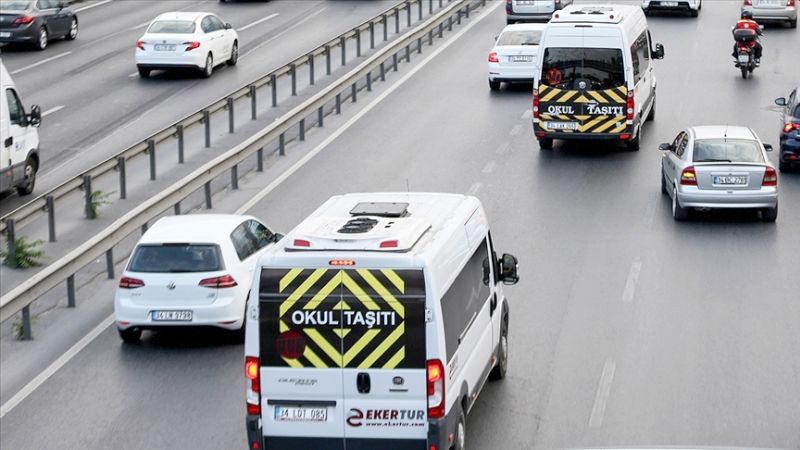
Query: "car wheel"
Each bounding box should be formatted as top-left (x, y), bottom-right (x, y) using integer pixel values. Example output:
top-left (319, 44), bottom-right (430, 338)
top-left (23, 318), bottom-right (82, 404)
top-left (489, 80), bottom-right (501, 91)
top-left (626, 126), bottom-right (641, 151)
top-left (489, 314), bottom-right (508, 381)
top-left (643, 8), bottom-right (650, 16)
top-left (690, 9), bottom-right (698, 17)
top-left (761, 204), bottom-right (778, 222)
top-left (790, 18), bottom-right (797, 28)
top-left (741, 66), bottom-right (748, 79)
top-left (454, 409), bottom-right (466, 450)
top-left (118, 327), bottom-right (142, 344)
top-left (506, 18), bottom-right (514, 25)
top-left (66, 18), bottom-right (78, 40)
top-left (646, 95), bottom-right (656, 121)
top-left (661, 167), bottom-right (667, 195)
top-left (538, 138), bottom-right (553, 150)
top-left (227, 41), bottom-right (238, 66)
top-left (779, 160), bottom-right (791, 172)
top-left (137, 66), bottom-right (151, 78)
top-left (672, 187), bottom-right (689, 221)
top-left (35, 27), bottom-right (48, 50)
top-left (15, 157), bottom-right (37, 195)
top-left (202, 53), bottom-right (213, 78)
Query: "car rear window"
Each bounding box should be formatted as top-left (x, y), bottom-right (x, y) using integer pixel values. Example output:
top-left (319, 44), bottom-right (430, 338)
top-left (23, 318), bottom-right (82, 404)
top-left (128, 244), bottom-right (223, 273)
top-left (692, 139), bottom-right (765, 163)
top-left (541, 48), bottom-right (625, 90)
top-left (1, 1), bottom-right (31, 10)
top-left (147, 20), bottom-right (196, 34)
top-left (497, 30), bottom-right (542, 46)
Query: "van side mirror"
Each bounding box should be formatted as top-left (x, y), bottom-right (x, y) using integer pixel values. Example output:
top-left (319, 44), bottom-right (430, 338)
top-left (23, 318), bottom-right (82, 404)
top-left (764, 144), bottom-right (773, 152)
top-left (498, 253), bottom-right (519, 285)
top-left (658, 142), bottom-right (672, 151)
top-left (653, 43), bottom-right (664, 60)
top-left (28, 105), bottom-right (41, 128)
top-left (774, 97), bottom-right (787, 106)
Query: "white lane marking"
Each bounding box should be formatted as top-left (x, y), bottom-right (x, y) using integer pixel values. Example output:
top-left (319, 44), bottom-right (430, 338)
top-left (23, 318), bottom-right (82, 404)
top-left (10, 51), bottom-right (72, 75)
top-left (642, 193), bottom-right (657, 226)
top-left (240, 7), bottom-right (328, 60)
top-left (510, 124), bottom-right (522, 136)
top-left (239, 13), bottom-right (280, 32)
top-left (0, 314), bottom-right (115, 419)
top-left (588, 359), bottom-right (616, 428)
top-left (521, 109), bottom-right (531, 119)
top-left (41, 105), bottom-right (64, 117)
top-left (130, 20), bottom-right (150, 31)
top-left (74, 0), bottom-right (113, 13)
top-left (621, 257), bottom-right (642, 303)
top-left (236, 0), bottom-right (503, 214)
top-left (495, 142), bottom-right (510, 155)
top-left (482, 161), bottom-right (496, 174)
top-left (467, 182), bottom-right (482, 196)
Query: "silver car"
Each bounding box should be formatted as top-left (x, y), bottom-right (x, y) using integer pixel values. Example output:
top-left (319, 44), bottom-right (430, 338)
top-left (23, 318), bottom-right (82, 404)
top-left (742, 0), bottom-right (797, 28)
top-left (660, 126), bottom-right (779, 222)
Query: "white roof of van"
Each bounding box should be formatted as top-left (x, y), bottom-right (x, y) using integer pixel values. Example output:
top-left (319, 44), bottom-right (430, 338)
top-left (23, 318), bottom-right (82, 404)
top-left (550, 4), bottom-right (639, 24)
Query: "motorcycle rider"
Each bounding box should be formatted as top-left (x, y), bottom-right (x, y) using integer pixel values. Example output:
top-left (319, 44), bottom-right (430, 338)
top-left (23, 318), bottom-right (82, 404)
top-left (732, 10), bottom-right (763, 64)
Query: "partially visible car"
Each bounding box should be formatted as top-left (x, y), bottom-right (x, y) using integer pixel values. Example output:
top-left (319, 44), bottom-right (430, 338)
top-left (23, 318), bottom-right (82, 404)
top-left (0, 0), bottom-right (78, 50)
top-left (642, 0), bottom-right (702, 17)
top-left (135, 11), bottom-right (239, 78)
top-left (488, 23), bottom-right (545, 91)
top-left (506, 0), bottom-right (573, 24)
top-left (775, 87), bottom-right (800, 172)
top-left (742, 0), bottom-right (797, 28)
top-left (660, 126), bottom-right (779, 222)
top-left (114, 215), bottom-right (281, 343)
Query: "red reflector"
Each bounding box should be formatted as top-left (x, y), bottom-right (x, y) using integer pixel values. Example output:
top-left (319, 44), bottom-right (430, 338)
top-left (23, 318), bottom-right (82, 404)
top-left (488, 51), bottom-right (499, 63)
top-left (762, 167), bottom-right (778, 187)
top-left (183, 41), bottom-right (201, 51)
top-left (619, 133), bottom-right (631, 140)
top-left (293, 239), bottom-right (311, 247)
top-left (329, 259), bottom-right (356, 266)
top-left (429, 446), bottom-right (437, 450)
top-left (13, 16), bottom-right (35, 24)
top-left (118, 321), bottom-right (130, 326)
top-left (379, 240), bottom-right (398, 248)
top-left (247, 403), bottom-right (260, 415)
top-left (119, 276), bottom-right (145, 289)
top-left (199, 274), bottom-right (237, 289)
top-left (680, 166), bottom-right (697, 186)
top-left (251, 441), bottom-right (261, 450)
top-left (535, 131), bottom-right (545, 138)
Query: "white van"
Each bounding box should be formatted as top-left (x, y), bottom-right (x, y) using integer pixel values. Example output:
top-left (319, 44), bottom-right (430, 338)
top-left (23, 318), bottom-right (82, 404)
top-left (244, 192), bottom-right (519, 450)
top-left (1, 58), bottom-right (41, 195)
top-left (532, 5), bottom-right (664, 151)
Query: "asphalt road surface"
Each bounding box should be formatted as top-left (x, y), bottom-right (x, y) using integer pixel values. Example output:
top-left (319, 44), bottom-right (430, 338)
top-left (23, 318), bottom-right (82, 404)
top-left (1, 1), bottom-right (798, 449)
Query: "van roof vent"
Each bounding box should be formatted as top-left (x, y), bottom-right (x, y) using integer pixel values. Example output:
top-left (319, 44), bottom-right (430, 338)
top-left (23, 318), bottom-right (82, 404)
top-left (552, 5), bottom-right (626, 24)
top-left (349, 202), bottom-right (409, 218)
top-left (338, 218), bottom-right (379, 234)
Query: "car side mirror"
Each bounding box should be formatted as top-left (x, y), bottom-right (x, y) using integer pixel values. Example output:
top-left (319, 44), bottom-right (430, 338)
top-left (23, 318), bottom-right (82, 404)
top-left (271, 232), bottom-right (285, 243)
top-left (764, 144), bottom-right (773, 152)
top-left (653, 43), bottom-right (665, 60)
top-left (658, 142), bottom-right (672, 151)
top-left (225, 23), bottom-right (233, 30)
top-left (774, 97), bottom-right (787, 106)
top-left (494, 35), bottom-right (499, 41)
top-left (28, 105), bottom-right (41, 128)
top-left (498, 253), bottom-right (519, 285)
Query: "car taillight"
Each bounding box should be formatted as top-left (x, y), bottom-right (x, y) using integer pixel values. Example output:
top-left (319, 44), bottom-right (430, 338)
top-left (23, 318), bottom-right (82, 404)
top-left (626, 90), bottom-right (634, 121)
top-left (762, 167), bottom-right (778, 187)
top-left (427, 359), bottom-right (445, 419)
top-left (13, 16), bottom-right (35, 24)
top-left (199, 274), bottom-right (238, 288)
top-left (506, 0), bottom-right (512, 13)
top-left (119, 276), bottom-right (145, 289)
top-left (744, 0), bottom-right (752, 5)
top-left (787, 0), bottom-right (795, 6)
top-left (488, 51), bottom-right (499, 63)
top-left (532, 88), bottom-right (539, 119)
top-left (680, 166), bottom-right (697, 186)
top-left (184, 41), bottom-right (201, 51)
top-left (136, 40), bottom-right (146, 51)
top-left (783, 122), bottom-right (800, 133)
top-left (245, 356), bottom-right (261, 415)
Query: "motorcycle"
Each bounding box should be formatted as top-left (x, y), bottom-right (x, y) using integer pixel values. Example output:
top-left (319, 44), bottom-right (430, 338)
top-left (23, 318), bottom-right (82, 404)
top-left (732, 26), bottom-right (763, 79)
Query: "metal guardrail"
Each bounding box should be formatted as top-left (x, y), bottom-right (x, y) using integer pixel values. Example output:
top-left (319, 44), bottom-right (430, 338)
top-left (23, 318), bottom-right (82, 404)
top-left (0, 0), bottom-right (445, 237)
top-left (0, 0), bottom-right (485, 331)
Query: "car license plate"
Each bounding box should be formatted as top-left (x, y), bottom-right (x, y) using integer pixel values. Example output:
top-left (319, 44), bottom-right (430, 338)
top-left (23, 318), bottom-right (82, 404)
top-left (757, 0), bottom-right (779, 5)
top-left (151, 310), bottom-right (193, 321)
top-left (738, 55), bottom-right (749, 63)
top-left (510, 55), bottom-right (533, 63)
top-left (662, 1), bottom-right (678, 6)
top-left (154, 44), bottom-right (176, 51)
top-left (713, 175), bottom-right (747, 185)
top-left (544, 121), bottom-right (579, 130)
top-left (0, 32), bottom-right (11, 38)
top-left (274, 406), bottom-right (328, 422)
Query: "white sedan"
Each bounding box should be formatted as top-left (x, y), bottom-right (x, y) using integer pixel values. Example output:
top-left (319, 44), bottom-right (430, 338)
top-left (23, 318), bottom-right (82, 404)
top-left (135, 11), bottom-right (239, 78)
top-left (115, 215), bottom-right (281, 343)
top-left (488, 23), bottom-right (545, 91)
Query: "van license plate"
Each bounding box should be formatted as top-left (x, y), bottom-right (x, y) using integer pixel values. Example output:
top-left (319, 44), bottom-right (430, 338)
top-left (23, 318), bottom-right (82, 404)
top-left (274, 406), bottom-right (328, 422)
top-left (151, 310), bottom-right (193, 321)
top-left (544, 121), bottom-right (579, 130)
top-left (713, 175), bottom-right (747, 185)
top-left (154, 44), bottom-right (176, 51)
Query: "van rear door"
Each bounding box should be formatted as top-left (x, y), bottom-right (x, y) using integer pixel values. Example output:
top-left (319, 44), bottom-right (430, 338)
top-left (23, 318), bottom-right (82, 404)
top-left (341, 269), bottom-right (428, 450)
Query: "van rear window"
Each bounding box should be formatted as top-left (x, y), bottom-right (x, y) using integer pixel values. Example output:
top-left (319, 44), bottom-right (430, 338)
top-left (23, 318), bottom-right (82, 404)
top-left (541, 48), bottom-right (625, 90)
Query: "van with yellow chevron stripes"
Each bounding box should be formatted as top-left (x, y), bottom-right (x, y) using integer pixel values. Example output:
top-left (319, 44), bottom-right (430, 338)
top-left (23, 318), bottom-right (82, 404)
top-left (532, 4), bottom-right (665, 151)
top-left (244, 193), bottom-right (520, 450)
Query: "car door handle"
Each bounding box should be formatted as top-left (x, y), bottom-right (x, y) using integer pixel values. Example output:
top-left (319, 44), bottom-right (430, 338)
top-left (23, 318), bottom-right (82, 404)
top-left (356, 372), bottom-right (371, 394)
top-left (3, 137), bottom-right (12, 148)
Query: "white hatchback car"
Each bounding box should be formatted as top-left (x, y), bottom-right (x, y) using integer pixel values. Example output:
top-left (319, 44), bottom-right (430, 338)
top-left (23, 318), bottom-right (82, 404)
top-left (488, 23), bottom-right (545, 91)
top-left (135, 11), bottom-right (239, 78)
top-left (115, 215), bottom-right (280, 343)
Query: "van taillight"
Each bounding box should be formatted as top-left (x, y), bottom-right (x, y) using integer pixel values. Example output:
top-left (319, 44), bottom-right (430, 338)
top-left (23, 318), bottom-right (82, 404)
top-left (532, 89), bottom-right (539, 119)
top-left (245, 356), bottom-right (261, 415)
top-left (506, 0), bottom-right (512, 13)
top-left (199, 274), bottom-right (238, 288)
top-left (626, 90), bottom-right (634, 121)
top-left (680, 166), bottom-right (697, 186)
top-left (762, 167), bottom-right (778, 187)
top-left (119, 276), bottom-right (145, 289)
top-left (427, 359), bottom-right (445, 419)
top-left (743, 0), bottom-right (752, 5)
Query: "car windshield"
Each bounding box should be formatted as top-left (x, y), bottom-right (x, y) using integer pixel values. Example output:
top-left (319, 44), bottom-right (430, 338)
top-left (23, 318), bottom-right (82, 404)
top-left (0, 0), bottom-right (31, 10)
top-left (147, 20), bottom-right (196, 34)
top-left (693, 139), bottom-right (765, 163)
top-left (128, 243), bottom-right (222, 273)
top-left (497, 30), bottom-right (542, 46)
top-left (541, 47), bottom-right (625, 90)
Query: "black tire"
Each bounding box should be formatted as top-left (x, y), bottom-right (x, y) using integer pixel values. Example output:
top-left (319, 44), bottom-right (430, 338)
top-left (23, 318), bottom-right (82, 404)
top-left (741, 67), bottom-right (748, 79)
top-left (761, 205), bottom-right (778, 222)
top-left (66, 18), bottom-right (78, 40)
top-left (118, 327), bottom-right (142, 344)
top-left (690, 9), bottom-right (698, 17)
top-left (453, 409), bottom-right (466, 450)
top-left (202, 53), bottom-right (213, 78)
top-left (646, 95), bottom-right (656, 121)
top-left (227, 41), bottom-right (238, 66)
top-left (506, 18), bottom-right (514, 25)
top-left (489, 314), bottom-right (508, 381)
top-left (661, 167), bottom-right (668, 195)
top-left (672, 187), bottom-right (689, 221)
top-left (34, 27), bottom-right (48, 50)
top-left (488, 80), bottom-right (500, 91)
top-left (15, 157), bottom-right (37, 195)
top-left (538, 137), bottom-right (553, 150)
top-left (137, 66), bottom-right (151, 78)
top-left (626, 125), bottom-right (641, 152)
top-left (790, 19), bottom-right (797, 28)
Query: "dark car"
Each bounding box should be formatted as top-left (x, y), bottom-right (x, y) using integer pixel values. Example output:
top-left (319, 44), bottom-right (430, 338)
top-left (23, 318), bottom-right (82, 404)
top-left (775, 87), bottom-right (800, 172)
top-left (0, 0), bottom-right (78, 50)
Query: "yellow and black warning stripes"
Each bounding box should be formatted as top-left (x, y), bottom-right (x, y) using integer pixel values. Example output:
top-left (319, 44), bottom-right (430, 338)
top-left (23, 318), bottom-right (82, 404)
top-left (537, 84), bottom-right (628, 134)
top-left (259, 268), bottom-right (425, 370)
